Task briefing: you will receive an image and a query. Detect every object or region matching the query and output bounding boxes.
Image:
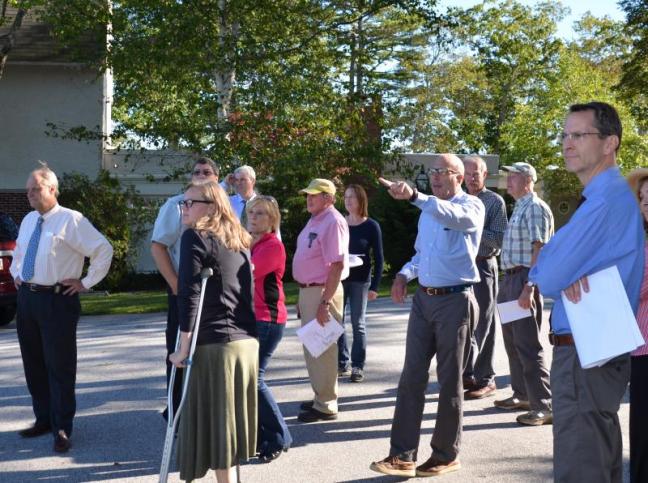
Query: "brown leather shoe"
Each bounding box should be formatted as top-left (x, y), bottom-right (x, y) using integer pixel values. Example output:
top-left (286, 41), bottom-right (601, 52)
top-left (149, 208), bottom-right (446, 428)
top-left (463, 376), bottom-right (477, 391)
top-left (300, 400), bottom-right (314, 411)
top-left (297, 407), bottom-right (337, 423)
top-left (493, 396), bottom-right (530, 411)
top-left (53, 432), bottom-right (71, 453)
top-left (18, 423), bottom-right (51, 438)
top-left (416, 456), bottom-right (461, 476)
top-left (465, 382), bottom-right (497, 400)
top-left (369, 455), bottom-right (416, 477)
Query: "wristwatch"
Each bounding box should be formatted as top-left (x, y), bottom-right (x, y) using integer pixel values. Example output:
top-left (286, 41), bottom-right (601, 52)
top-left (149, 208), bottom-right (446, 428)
top-left (408, 188), bottom-right (419, 203)
top-left (526, 280), bottom-right (535, 288)
top-left (320, 300), bottom-right (330, 307)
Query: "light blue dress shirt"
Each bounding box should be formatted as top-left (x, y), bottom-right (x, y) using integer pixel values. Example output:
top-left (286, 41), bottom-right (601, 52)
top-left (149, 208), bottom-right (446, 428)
top-left (529, 167), bottom-right (645, 334)
top-left (399, 190), bottom-right (484, 287)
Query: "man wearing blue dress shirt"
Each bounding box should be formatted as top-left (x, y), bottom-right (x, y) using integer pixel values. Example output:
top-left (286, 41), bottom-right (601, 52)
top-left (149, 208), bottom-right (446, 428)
top-left (530, 102), bottom-right (644, 482)
top-left (370, 154), bottom-right (484, 478)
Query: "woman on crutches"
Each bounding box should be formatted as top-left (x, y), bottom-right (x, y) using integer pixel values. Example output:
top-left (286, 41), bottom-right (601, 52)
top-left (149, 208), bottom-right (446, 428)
top-left (169, 180), bottom-right (258, 483)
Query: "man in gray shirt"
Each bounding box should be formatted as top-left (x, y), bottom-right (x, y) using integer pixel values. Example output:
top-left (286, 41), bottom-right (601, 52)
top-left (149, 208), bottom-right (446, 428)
top-left (151, 157), bottom-right (219, 420)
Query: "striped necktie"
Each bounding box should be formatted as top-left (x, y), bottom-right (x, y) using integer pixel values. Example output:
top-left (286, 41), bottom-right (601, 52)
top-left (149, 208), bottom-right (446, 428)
top-left (240, 199), bottom-right (248, 229)
top-left (21, 216), bottom-right (44, 282)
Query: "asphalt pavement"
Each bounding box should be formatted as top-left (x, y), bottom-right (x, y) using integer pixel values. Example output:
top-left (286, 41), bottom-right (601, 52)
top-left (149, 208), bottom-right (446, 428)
top-left (0, 296), bottom-right (631, 482)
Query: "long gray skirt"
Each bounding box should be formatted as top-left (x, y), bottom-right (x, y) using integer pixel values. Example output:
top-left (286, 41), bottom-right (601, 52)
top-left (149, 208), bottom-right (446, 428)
top-left (177, 338), bottom-right (258, 481)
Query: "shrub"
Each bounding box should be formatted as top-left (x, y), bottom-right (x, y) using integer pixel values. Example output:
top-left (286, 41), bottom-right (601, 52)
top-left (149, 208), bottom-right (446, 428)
top-left (58, 170), bottom-right (156, 291)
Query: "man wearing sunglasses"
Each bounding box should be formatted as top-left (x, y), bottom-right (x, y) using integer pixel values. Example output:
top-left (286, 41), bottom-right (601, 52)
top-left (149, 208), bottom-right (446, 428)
top-left (150, 156), bottom-right (219, 421)
top-left (370, 154), bottom-right (483, 478)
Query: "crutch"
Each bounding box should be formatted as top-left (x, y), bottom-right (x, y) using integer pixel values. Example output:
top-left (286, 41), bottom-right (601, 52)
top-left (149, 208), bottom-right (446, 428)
top-left (159, 267), bottom-right (213, 483)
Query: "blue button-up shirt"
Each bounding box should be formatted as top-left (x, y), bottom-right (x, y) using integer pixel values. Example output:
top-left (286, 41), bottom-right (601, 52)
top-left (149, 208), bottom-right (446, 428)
top-left (399, 190), bottom-right (484, 287)
top-left (529, 167), bottom-right (645, 334)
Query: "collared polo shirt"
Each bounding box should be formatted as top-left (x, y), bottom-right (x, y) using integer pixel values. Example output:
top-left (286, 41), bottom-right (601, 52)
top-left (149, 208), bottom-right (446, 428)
top-left (292, 205), bottom-right (349, 284)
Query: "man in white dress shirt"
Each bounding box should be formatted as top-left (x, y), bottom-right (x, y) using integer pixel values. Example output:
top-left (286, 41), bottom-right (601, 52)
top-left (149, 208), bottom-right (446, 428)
top-left (11, 163), bottom-right (113, 453)
top-left (227, 165), bottom-right (258, 224)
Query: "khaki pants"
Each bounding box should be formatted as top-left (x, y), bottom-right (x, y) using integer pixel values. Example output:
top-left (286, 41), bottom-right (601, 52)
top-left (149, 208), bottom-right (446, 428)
top-left (298, 284), bottom-right (343, 414)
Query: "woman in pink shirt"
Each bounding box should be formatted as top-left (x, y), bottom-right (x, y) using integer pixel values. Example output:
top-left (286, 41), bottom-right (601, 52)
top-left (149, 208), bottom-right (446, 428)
top-left (628, 168), bottom-right (648, 483)
top-left (246, 196), bottom-right (292, 463)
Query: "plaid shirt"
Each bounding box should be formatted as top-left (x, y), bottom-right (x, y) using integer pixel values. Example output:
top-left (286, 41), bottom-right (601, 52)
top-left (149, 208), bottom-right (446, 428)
top-left (476, 188), bottom-right (508, 258)
top-left (501, 192), bottom-right (554, 269)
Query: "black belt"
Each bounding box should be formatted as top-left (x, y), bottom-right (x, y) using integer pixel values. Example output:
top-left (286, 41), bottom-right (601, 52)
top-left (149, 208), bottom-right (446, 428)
top-left (503, 266), bottom-right (526, 275)
top-left (419, 284), bottom-right (471, 296)
top-left (298, 282), bottom-right (325, 288)
top-left (22, 283), bottom-right (65, 294)
top-left (476, 255), bottom-right (495, 262)
top-left (549, 332), bottom-right (574, 346)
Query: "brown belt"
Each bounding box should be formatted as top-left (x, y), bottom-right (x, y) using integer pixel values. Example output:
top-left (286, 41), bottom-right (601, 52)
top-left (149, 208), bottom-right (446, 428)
top-left (503, 266), bottom-right (526, 275)
top-left (419, 284), bottom-right (471, 296)
top-left (549, 333), bottom-right (574, 346)
top-left (22, 282), bottom-right (65, 294)
top-left (298, 282), bottom-right (325, 288)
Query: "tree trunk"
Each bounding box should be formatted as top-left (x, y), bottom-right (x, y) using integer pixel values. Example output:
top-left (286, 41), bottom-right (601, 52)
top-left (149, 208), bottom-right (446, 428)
top-left (0, 3), bottom-right (27, 80)
top-left (213, 0), bottom-right (238, 123)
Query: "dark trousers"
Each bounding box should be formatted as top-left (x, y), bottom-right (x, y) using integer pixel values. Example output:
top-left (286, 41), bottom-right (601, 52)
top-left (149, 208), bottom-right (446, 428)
top-left (257, 321), bottom-right (292, 453)
top-left (16, 286), bottom-right (81, 436)
top-left (630, 355), bottom-right (648, 483)
top-left (389, 288), bottom-right (477, 463)
top-left (464, 257), bottom-right (498, 386)
top-left (499, 268), bottom-right (551, 411)
top-left (337, 280), bottom-right (370, 370)
top-left (552, 346), bottom-right (629, 483)
top-left (165, 290), bottom-right (183, 415)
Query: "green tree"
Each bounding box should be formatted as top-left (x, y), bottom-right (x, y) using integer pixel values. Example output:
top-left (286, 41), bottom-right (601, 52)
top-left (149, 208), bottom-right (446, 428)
top-left (618, 0), bottom-right (648, 127)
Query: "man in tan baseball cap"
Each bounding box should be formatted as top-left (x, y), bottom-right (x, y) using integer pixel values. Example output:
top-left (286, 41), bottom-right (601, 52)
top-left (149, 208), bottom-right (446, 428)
top-left (293, 178), bottom-right (349, 422)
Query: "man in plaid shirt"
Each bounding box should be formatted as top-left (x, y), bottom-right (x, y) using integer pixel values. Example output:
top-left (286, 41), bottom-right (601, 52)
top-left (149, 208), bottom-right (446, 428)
top-left (495, 162), bottom-right (554, 426)
top-left (462, 156), bottom-right (508, 400)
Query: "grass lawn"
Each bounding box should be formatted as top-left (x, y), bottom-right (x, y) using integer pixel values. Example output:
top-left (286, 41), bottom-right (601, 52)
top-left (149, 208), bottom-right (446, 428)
top-left (80, 279), bottom-right (396, 316)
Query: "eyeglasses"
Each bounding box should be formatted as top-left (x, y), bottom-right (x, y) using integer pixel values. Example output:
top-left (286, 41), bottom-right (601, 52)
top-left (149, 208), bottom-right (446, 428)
top-left (192, 169), bottom-right (215, 177)
top-left (178, 199), bottom-right (213, 208)
top-left (428, 168), bottom-right (459, 176)
top-left (559, 132), bottom-right (603, 143)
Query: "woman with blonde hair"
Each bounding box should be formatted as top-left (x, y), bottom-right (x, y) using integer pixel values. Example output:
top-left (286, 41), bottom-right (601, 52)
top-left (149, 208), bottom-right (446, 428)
top-left (169, 181), bottom-right (258, 483)
top-left (245, 195), bottom-right (292, 462)
top-left (627, 168), bottom-right (648, 483)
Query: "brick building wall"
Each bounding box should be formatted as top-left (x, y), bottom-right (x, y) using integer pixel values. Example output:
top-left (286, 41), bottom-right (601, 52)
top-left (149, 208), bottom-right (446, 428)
top-left (0, 192), bottom-right (30, 225)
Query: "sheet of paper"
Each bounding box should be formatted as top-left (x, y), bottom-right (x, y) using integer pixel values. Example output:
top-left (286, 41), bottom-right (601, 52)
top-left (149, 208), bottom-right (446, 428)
top-left (561, 265), bottom-right (644, 369)
top-left (497, 300), bottom-right (532, 324)
top-left (349, 254), bottom-right (364, 268)
top-left (296, 318), bottom-right (345, 359)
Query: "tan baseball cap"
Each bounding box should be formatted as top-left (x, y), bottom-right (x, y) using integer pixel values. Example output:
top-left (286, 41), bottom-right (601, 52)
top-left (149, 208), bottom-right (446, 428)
top-left (299, 178), bottom-right (336, 195)
top-left (501, 162), bottom-right (538, 183)
top-left (627, 168), bottom-right (648, 200)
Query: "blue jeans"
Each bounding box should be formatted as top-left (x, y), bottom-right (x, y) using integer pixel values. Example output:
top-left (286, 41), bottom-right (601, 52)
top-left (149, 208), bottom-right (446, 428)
top-left (257, 321), bottom-right (292, 453)
top-left (337, 281), bottom-right (369, 370)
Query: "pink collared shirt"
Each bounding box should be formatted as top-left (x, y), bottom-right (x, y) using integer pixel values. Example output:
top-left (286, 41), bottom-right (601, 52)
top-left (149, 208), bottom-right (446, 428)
top-left (292, 205), bottom-right (349, 284)
top-left (632, 242), bottom-right (648, 357)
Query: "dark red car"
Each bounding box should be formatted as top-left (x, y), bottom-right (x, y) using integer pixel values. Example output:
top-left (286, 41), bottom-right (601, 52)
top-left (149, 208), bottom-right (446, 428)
top-left (0, 239), bottom-right (17, 326)
top-left (0, 213), bottom-right (18, 326)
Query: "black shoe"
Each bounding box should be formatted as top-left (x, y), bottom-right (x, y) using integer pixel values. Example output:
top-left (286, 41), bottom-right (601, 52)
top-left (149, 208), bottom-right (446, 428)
top-left (18, 423), bottom-right (51, 438)
top-left (259, 447), bottom-right (287, 463)
top-left (297, 407), bottom-right (338, 423)
top-left (53, 432), bottom-right (71, 453)
top-left (300, 400), bottom-right (314, 411)
top-left (338, 367), bottom-right (352, 377)
top-left (350, 367), bottom-right (364, 382)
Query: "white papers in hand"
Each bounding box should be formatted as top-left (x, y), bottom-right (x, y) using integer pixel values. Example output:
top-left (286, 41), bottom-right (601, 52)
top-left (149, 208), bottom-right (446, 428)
top-left (561, 265), bottom-right (644, 369)
top-left (349, 254), bottom-right (364, 268)
top-left (497, 300), bottom-right (532, 324)
top-left (296, 318), bottom-right (345, 359)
